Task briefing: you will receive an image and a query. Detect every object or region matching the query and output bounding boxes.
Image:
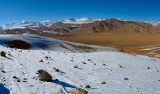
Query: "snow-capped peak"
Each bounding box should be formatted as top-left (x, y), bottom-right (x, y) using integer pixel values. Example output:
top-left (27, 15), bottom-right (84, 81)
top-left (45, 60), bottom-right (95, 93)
top-left (1, 20), bottom-right (52, 30)
top-left (118, 19), bottom-right (160, 26)
top-left (145, 21), bottom-right (160, 26)
top-left (136, 20), bottom-right (160, 26)
top-left (59, 17), bottom-right (103, 24)
top-left (39, 20), bottom-right (51, 27)
top-left (21, 20), bottom-right (30, 24)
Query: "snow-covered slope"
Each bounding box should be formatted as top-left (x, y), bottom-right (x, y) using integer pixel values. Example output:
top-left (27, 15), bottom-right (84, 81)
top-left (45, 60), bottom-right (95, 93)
top-left (59, 17), bottom-right (104, 24)
top-left (0, 34), bottom-right (114, 52)
top-left (0, 34), bottom-right (160, 94)
top-left (0, 44), bottom-right (160, 94)
top-left (1, 20), bottom-right (52, 30)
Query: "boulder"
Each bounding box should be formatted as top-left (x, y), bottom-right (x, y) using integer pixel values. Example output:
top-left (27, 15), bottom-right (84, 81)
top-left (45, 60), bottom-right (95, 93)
top-left (72, 88), bottom-right (88, 94)
top-left (101, 81), bottom-right (106, 84)
top-left (84, 85), bottom-right (90, 88)
top-left (37, 70), bottom-right (52, 82)
top-left (0, 51), bottom-right (6, 57)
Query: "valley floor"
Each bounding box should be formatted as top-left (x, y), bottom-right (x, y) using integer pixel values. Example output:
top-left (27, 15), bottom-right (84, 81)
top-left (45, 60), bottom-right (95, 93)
top-left (0, 45), bottom-right (160, 94)
top-left (45, 32), bottom-right (160, 59)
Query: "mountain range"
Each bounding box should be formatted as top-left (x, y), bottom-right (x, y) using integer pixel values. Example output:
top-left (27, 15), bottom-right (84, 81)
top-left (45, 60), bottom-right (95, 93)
top-left (1, 20), bottom-right (52, 30)
top-left (0, 17), bottom-right (160, 34)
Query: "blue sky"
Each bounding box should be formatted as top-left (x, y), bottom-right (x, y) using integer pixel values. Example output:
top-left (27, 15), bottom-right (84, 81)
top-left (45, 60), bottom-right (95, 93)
top-left (0, 0), bottom-right (159, 26)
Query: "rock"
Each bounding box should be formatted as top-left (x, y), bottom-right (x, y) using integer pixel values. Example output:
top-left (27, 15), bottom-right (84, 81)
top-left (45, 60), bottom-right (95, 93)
top-left (0, 51), bottom-right (6, 57)
top-left (13, 76), bottom-right (17, 79)
top-left (55, 69), bottom-right (60, 72)
top-left (84, 85), bottom-right (90, 88)
top-left (82, 62), bottom-right (86, 64)
top-left (23, 81), bottom-right (27, 82)
top-left (44, 56), bottom-right (48, 60)
top-left (37, 70), bottom-right (52, 82)
top-left (71, 60), bottom-right (73, 62)
top-left (1, 70), bottom-right (5, 73)
top-left (39, 59), bottom-right (43, 62)
top-left (124, 77), bottom-right (129, 80)
top-left (17, 79), bottom-right (21, 82)
top-left (118, 64), bottom-right (122, 68)
top-left (23, 78), bottom-right (27, 82)
top-left (55, 79), bottom-right (59, 81)
top-left (53, 67), bottom-right (56, 70)
top-left (88, 59), bottom-right (91, 61)
top-left (53, 68), bottom-right (60, 72)
top-left (101, 81), bottom-right (106, 84)
top-left (73, 65), bottom-right (78, 68)
top-left (8, 54), bottom-right (12, 56)
top-left (72, 88), bottom-right (88, 94)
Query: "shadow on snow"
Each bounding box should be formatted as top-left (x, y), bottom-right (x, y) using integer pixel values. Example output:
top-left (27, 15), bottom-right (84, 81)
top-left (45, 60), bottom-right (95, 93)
top-left (0, 83), bottom-right (10, 94)
top-left (52, 80), bottom-right (76, 88)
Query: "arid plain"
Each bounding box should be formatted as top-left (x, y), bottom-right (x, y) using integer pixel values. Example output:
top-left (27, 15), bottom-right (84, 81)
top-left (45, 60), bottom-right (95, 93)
top-left (41, 32), bottom-right (160, 59)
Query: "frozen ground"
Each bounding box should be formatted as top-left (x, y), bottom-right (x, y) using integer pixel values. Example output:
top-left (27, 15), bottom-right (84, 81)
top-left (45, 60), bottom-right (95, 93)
top-left (0, 34), bottom-right (160, 94)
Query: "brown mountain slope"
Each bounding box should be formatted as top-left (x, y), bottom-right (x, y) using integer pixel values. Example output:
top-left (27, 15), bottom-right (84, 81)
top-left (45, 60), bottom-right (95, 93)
top-left (48, 22), bottom-right (80, 33)
top-left (72, 18), bottom-right (160, 34)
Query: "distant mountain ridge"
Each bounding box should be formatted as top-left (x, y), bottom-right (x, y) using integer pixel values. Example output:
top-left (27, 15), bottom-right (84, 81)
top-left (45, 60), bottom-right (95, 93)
top-left (1, 20), bottom-right (52, 30)
top-left (72, 18), bottom-right (159, 33)
top-left (0, 17), bottom-right (160, 34)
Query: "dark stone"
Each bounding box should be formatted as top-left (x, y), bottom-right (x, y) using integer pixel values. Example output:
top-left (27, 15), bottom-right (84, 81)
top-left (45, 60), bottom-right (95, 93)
top-left (124, 77), bottom-right (129, 80)
top-left (1, 70), bottom-right (5, 73)
top-left (37, 70), bottom-right (52, 82)
top-left (55, 69), bottom-right (60, 72)
top-left (73, 65), bottom-right (78, 68)
top-left (13, 76), bottom-right (17, 79)
top-left (0, 51), bottom-right (6, 57)
top-left (5, 40), bottom-right (31, 49)
top-left (88, 59), bottom-right (91, 61)
top-left (17, 79), bottom-right (20, 82)
top-left (82, 62), bottom-right (86, 64)
top-left (85, 85), bottom-right (91, 88)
